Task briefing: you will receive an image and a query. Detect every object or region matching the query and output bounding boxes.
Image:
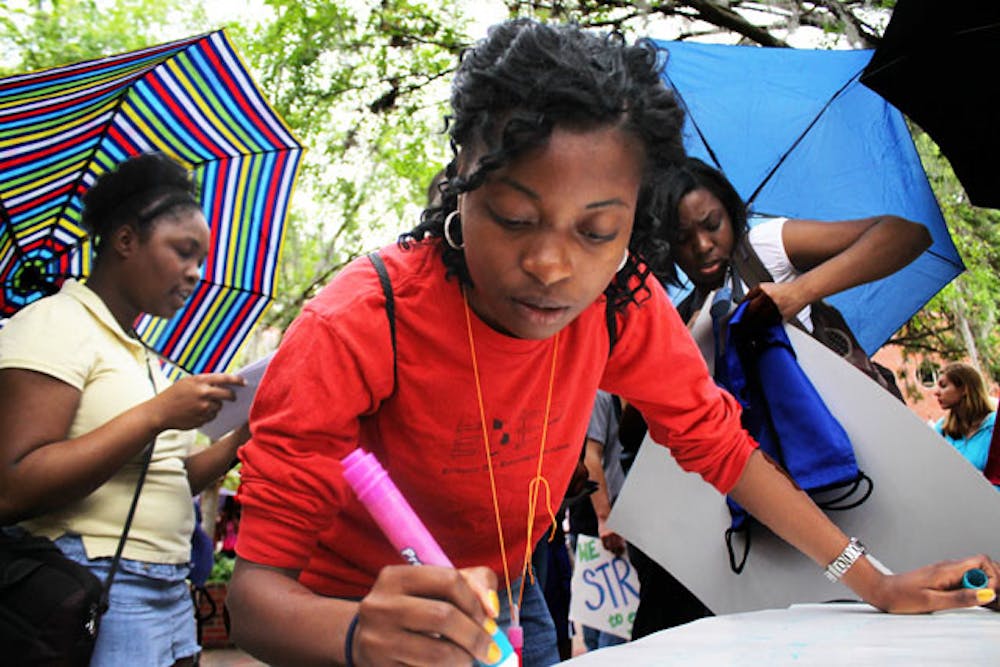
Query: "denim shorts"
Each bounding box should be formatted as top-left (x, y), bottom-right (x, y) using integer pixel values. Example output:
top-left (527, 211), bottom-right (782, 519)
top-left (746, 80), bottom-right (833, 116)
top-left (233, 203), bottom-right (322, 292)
top-left (55, 534), bottom-right (198, 666)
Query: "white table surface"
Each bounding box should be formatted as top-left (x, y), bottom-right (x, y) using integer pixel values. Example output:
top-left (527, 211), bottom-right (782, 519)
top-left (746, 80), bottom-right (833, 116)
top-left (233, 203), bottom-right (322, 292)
top-left (561, 603), bottom-right (1000, 666)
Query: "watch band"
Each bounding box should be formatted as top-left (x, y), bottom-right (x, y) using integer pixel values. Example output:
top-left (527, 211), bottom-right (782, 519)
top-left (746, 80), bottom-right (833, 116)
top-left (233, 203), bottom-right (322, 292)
top-left (825, 537), bottom-right (866, 582)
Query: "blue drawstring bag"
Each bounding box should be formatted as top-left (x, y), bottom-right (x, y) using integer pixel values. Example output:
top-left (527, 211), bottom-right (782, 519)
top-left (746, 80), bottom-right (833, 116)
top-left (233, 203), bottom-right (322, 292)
top-left (714, 296), bottom-right (872, 572)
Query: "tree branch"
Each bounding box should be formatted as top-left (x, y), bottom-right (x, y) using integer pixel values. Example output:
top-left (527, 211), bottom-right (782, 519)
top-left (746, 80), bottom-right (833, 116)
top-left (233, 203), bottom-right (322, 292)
top-left (679, 0), bottom-right (789, 46)
top-left (808, 0), bottom-right (880, 48)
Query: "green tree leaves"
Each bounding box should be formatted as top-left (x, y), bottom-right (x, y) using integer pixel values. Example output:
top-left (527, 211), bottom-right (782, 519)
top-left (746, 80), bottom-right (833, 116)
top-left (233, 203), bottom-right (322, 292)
top-left (896, 133), bottom-right (1000, 379)
top-left (232, 0), bottom-right (472, 330)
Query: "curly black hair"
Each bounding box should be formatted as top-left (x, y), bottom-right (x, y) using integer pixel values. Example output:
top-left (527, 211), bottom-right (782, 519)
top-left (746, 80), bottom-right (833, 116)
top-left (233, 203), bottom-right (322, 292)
top-left (653, 156), bottom-right (748, 287)
top-left (400, 19), bottom-right (686, 312)
top-left (82, 152), bottom-right (201, 257)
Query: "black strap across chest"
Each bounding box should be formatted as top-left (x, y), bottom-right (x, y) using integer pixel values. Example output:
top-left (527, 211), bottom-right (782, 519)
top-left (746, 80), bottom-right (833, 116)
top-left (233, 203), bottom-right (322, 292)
top-left (367, 252), bottom-right (397, 386)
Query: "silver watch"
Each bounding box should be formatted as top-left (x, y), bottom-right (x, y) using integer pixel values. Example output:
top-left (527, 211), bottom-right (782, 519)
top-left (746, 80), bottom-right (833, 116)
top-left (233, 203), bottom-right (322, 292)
top-left (824, 537), bottom-right (866, 582)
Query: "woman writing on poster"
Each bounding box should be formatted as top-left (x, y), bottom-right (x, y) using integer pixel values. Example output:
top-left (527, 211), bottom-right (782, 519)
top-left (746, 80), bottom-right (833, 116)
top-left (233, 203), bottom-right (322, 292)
top-left (226, 20), bottom-right (999, 667)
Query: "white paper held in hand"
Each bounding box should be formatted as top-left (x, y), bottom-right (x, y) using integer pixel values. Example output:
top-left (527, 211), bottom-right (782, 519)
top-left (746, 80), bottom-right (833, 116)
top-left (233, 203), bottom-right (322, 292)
top-left (199, 352), bottom-right (274, 441)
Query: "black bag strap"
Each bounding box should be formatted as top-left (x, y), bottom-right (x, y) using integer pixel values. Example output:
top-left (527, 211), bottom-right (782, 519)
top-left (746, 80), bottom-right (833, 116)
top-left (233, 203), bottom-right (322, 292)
top-left (732, 234), bottom-right (880, 374)
top-left (813, 472), bottom-right (874, 511)
top-left (730, 234), bottom-right (811, 334)
top-left (100, 354), bottom-right (159, 613)
top-left (367, 252), bottom-right (397, 386)
top-left (617, 402), bottom-right (647, 475)
top-left (101, 444), bottom-right (153, 613)
top-left (724, 471), bottom-right (875, 575)
top-left (725, 524), bottom-right (752, 574)
top-left (731, 233), bottom-right (774, 292)
top-left (675, 289), bottom-right (703, 323)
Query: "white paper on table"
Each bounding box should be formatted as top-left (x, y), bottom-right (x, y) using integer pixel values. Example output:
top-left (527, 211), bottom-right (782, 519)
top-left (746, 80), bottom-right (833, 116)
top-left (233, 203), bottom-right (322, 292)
top-left (561, 603), bottom-right (1000, 666)
top-left (568, 534), bottom-right (640, 639)
top-left (199, 352), bottom-right (274, 441)
top-left (608, 321), bottom-right (1000, 615)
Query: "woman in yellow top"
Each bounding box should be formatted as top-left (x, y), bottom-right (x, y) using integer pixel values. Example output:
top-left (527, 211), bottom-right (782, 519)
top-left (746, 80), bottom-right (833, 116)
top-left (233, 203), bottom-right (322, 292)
top-left (0, 153), bottom-right (247, 666)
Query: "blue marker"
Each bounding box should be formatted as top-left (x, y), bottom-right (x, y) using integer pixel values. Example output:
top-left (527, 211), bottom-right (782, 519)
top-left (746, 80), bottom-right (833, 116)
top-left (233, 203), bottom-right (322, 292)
top-left (962, 568), bottom-right (988, 589)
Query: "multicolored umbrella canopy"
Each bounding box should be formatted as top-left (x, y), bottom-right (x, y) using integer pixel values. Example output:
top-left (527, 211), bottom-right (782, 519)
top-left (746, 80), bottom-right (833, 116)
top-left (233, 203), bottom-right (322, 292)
top-left (0, 30), bottom-right (302, 374)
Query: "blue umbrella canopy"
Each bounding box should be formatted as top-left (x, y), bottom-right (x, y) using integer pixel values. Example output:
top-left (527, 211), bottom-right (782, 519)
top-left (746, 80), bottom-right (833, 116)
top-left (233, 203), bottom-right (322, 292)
top-left (655, 39), bottom-right (963, 353)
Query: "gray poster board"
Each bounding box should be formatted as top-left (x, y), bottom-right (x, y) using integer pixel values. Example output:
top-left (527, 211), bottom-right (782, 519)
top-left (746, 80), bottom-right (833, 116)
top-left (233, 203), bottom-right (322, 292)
top-left (609, 324), bottom-right (1000, 614)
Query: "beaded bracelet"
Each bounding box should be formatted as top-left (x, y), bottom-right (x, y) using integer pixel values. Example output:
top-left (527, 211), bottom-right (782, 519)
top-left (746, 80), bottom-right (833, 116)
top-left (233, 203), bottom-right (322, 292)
top-left (344, 613), bottom-right (360, 667)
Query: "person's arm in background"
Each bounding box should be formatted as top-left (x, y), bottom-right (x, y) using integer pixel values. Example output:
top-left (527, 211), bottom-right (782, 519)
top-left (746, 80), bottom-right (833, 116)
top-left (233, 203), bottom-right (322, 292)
top-left (583, 437), bottom-right (625, 556)
top-left (757, 215), bottom-right (931, 321)
top-left (185, 422), bottom-right (251, 494)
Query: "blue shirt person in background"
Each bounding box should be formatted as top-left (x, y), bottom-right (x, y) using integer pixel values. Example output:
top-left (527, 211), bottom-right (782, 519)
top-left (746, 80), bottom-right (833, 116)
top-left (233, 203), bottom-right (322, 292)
top-left (932, 362), bottom-right (999, 491)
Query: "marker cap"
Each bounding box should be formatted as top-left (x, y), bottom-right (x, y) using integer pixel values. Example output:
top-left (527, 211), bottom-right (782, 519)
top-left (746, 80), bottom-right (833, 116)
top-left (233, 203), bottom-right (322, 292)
top-left (962, 568), bottom-right (988, 589)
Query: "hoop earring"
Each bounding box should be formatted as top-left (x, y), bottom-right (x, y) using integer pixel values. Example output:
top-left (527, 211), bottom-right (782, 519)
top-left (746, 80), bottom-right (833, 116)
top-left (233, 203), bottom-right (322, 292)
top-left (617, 249), bottom-right (629, 272)
top-left (443, 210), bottom-right (464, 250)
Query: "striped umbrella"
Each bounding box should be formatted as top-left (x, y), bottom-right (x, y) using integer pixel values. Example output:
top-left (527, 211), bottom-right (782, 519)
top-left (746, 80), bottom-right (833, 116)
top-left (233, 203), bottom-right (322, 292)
top-left (0, 30), bottom-right (302, 375)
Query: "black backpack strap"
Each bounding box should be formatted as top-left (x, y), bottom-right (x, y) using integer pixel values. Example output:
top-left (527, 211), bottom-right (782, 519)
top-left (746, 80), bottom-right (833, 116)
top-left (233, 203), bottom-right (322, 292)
top-left (367, 252), bottom-right (397, 386)
top-left (605, 297), bottom-right (617, 356)
top-left (617, 402), bottom-right (648, 475)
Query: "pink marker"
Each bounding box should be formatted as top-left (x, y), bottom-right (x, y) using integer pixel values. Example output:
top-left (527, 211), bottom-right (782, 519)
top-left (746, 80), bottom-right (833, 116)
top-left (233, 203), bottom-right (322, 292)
top-left (341, 448), bottom-right (517, 667)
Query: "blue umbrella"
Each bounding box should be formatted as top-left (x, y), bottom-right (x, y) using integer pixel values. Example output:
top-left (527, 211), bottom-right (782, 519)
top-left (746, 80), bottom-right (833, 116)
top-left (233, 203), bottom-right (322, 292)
top-left (654, 39), bottom-right (964, 353)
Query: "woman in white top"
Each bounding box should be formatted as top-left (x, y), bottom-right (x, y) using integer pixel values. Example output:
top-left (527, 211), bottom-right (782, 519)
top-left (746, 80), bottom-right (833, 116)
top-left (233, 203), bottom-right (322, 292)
top-left (617, 156), bottom-right (935, 639)
top-left (658, 157), bottom-right (932, 327)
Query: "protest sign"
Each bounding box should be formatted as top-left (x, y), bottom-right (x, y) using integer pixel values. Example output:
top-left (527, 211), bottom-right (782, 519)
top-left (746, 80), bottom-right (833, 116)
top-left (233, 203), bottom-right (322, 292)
top-left (569, 534), bottom-right (640, 639)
